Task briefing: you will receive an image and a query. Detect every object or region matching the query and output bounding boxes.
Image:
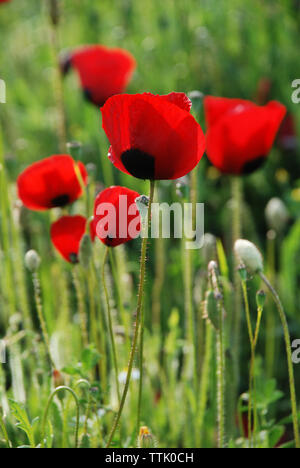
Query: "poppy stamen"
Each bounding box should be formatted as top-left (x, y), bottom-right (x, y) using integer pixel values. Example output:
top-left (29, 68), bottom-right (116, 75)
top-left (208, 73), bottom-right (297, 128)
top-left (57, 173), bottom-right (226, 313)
top-left (69, 253), bottom-right (79, 264)
top-left (51, 194), bottom-right (70, 207)
top-left (121, 148), bottom-right (155, 180)
top-left (242, 156), bottom-right (266, 175)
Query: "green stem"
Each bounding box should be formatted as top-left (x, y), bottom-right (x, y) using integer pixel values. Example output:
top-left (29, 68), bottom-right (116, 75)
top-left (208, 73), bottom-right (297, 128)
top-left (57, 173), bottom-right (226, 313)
top-left (231, 176), bottom-right (243, 422)
top-left (74, 379), bottom-right (92, 437)
top-left (41, 386), bottom-right (80, 448)
top-left (259, 272), bottom-right (300, 449)
top-left (102, 246), bottom-right (121, 404)
top-left (106, 180), bottom-right (155, 448)
top-left (197, 320), bottom-right (213, 447)
top-left (32, 272), bottom-right (55, 369)
top-left (241, 280), bottom-right (254, 445)
top-left (72, 266), bottom-right (89, 348)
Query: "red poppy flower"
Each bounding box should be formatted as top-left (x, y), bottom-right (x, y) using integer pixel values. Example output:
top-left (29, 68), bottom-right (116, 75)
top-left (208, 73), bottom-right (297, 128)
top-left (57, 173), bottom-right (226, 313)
top-left (101, 92), bottom-right (205, 180)
top-left (51, 215), bottom-right (94, 263)
top-left (0, 0), bottom-right (11, 3)
top-left (61, 45), bottom-right (136, 107)
top-left (93, 186), bottom-right (141, 247)
top-left (204, 96), bottom-right (286, 175)
top-left (17, 155), bottom-right (88, 211)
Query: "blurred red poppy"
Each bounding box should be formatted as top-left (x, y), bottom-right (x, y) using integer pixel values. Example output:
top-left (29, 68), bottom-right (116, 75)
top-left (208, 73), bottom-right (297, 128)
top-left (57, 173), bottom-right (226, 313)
top-left (51, 215), bottom-right (93, 263)
top-left (204, 96), bottom-right (286, 175)
top-left (17, 155), bottom-right (87, 211)
top-left (0, 0), bottom-right (11, 3)
top-left (101, 92), bottom-right (205, 180)
top-left (61, 45), bottom-right (136, 107)
top-left (93, 186), bottom-right (141, 247)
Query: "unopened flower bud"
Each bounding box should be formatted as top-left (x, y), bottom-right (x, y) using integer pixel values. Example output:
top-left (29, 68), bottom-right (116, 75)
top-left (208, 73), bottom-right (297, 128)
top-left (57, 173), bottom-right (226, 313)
top-left (234, 239), bottom-right (263, 274)
top-left (256, 290), bottom-right (266, 309)
top-left (25, 250), bottom-right (41, 272)
top-left (137, 426), bottom-right (156, 448)
top-left (79, 234), bottom-right (93, 269)
top-left (52, 369), bottom-right (65, 388)
top-left (188, 90), bottom-right (204, 114)
top-left (265, 197), bottom-right (289, 233)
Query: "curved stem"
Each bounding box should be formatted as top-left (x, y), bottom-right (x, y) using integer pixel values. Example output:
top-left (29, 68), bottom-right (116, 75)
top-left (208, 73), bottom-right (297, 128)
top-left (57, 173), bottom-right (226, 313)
top-left (41, 386), bottom-right (80, 448)
top-left (102, 246), bottom-right (121, 404)
top-left (259, 272), bottom-right (300, 449)
top-left (74, 379), bottom-right (92, 436)
top-left (106, 180), bottom-right (155, 448)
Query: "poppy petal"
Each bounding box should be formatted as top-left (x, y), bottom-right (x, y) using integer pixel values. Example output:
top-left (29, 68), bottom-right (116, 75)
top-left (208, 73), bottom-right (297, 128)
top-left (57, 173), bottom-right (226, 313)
top-left (17, 155), bottom-right (87, 211)
top-left (50, 215), bottom-right (87, 263)
top-left (93, 186), bottom-right (141, 247)
top-left (67, 45), bottom-right (136, 106)
top-left (101, 93), bottom-right (205, 180)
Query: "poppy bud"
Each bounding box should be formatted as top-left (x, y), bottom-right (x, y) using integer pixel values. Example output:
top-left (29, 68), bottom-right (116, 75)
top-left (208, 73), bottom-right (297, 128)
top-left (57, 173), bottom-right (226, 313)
top-left (49, 0), bottom-right (60, 26)
top-left (52, 369), bottom-right (65, 388)
top-left (256, 290), bottom-right (266, 309)
top-left (52, 369), bottom-right (65, 401)
top-left (25, 250), bottom-right (41, 272)
top-left (79, 234), bottom-right (93, 269)
top-left (265, 197), bottom-right (289, 233)
top-left (204, 289), bottom-right (219, 330)
top-left (137, 426), bottom-right (156, 448)
top-left (234, 239), bottom-right (263, 274)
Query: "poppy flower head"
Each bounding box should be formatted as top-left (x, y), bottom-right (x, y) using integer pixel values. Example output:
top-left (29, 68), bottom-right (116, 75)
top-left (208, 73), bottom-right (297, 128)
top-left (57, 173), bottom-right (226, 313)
top-left (93, 186), bottom-right (141, 247)
top-left (50, 215), bottom-right (89, 263)
top-left (61, 45), bottom-right (136, 107)
top-left (101, 92), bottom-right (206, 180)
top-left (17, 155), bottom-right (88, 211)
top-left (204, 96), bottom-right (286, 175)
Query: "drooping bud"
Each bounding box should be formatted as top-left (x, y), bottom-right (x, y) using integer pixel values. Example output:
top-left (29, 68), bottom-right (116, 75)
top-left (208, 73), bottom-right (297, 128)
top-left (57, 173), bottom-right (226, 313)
top-left (256, 290), bottom-right (266, 309)
top-left (234, 239), bottom-right (263, 274)
top-left (25, 250), bottom-right (41, 273)
top-left (79, 234), bottom-right (93, 269)
top-left (265, 197), bottom-right (289, 233)
top-left (52, 369), bottom-right (65, 401)
top-left (137, 426), bottom-right (156, 448)
top-left (135, 195), bottom-right (149, 236)
top-left (52, 369), bottom-right (65, 388)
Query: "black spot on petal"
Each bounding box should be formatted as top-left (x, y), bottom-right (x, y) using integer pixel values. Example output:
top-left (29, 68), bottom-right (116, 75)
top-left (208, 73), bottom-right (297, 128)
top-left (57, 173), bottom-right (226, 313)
top-left (51, 194), bottom-right (70, 208)
top-left (242, 156), bottom-right (266, 175)
top-left (121, 148), bottom-right (155, 180)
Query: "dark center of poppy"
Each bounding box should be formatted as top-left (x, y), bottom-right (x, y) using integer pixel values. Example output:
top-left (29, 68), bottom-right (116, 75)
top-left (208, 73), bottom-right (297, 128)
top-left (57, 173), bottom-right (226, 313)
top-left (51, 194), bottom-right (70, 208)
top-left (83, 89), bottom-right (104, 107)
top-left (69, 253), bottom-right (79, 264)
top-left (241, 156), bottom-right (266, 175)
top-left (121, 149), bottom-right (155, 180)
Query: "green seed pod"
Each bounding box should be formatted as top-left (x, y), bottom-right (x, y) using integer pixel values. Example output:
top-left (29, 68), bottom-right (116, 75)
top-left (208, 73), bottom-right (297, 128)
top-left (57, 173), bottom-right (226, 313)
top-left (137, 426), bottom-right (156, 448)
top-left (79, 234), bottom-right (93, 269)
top-left (234, 239), bottom-right (263, 274)
top-left (204, 289), bottom-right (219, 330)
top-left (256, 289), bottom-right (266, 309)
top-left (25, 250), bottom-right (41, 272)
top-left (265, 197), bottom-right (289, 233)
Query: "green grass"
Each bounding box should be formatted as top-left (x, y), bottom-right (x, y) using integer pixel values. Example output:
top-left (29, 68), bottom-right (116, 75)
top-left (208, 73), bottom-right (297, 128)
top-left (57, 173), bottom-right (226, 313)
top-left (0, 0), bottom-right (300, 448)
